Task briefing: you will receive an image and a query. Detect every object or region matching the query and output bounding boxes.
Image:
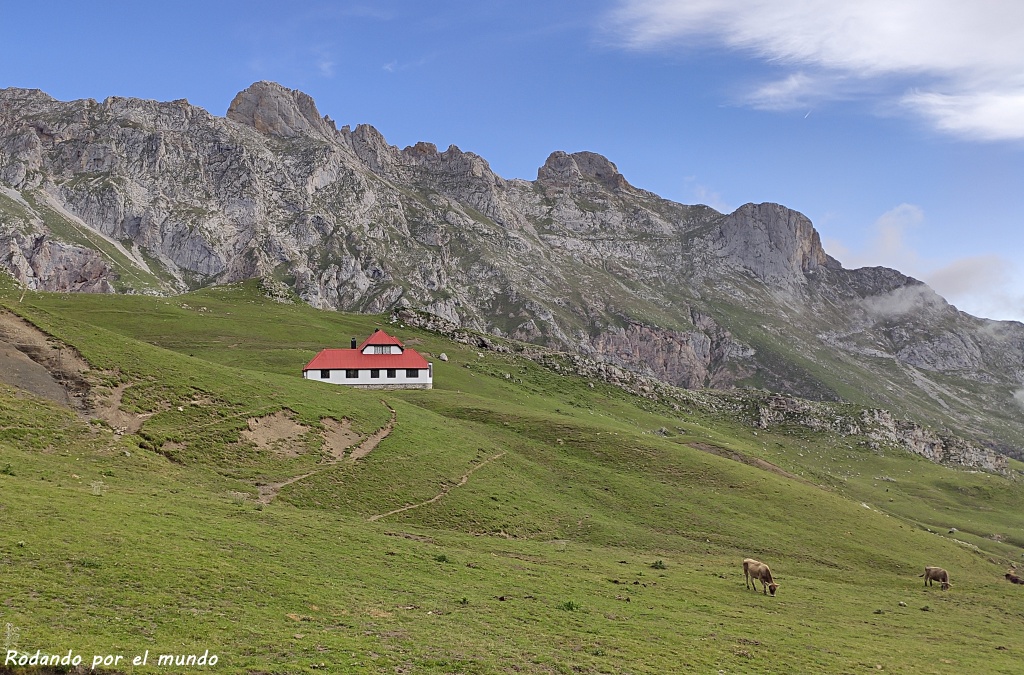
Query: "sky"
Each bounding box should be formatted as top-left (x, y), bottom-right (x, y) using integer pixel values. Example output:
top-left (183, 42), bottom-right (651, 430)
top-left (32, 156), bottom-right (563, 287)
top-left (2, 0), bottom-right (1022, 322)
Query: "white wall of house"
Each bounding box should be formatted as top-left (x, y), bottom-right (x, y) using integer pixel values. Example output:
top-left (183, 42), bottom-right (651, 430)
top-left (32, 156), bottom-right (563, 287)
top-left (304, 363), bottom-right (433, 388)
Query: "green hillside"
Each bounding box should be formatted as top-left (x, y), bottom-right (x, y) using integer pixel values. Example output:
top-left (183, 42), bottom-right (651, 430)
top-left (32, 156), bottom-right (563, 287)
top-left (1, 278), bottom-right (1023, 674)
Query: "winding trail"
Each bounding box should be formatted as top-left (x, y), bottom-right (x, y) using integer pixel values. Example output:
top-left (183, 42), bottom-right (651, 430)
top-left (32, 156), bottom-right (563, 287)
top-left (257, 400), bottom-right (396, 505)
top-left (347, 405), bottom-right (397, 461)
top-left (368, 451), bottom-right (506, 522)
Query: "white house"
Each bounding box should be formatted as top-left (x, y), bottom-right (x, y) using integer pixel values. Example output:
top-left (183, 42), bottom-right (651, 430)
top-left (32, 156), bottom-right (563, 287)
top-left (302, 329), bottom-right (433, 389)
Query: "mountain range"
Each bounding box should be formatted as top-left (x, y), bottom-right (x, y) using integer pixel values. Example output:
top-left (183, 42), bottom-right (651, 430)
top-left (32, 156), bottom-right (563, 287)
top-left (1, 81), bottom-right (1022, 458)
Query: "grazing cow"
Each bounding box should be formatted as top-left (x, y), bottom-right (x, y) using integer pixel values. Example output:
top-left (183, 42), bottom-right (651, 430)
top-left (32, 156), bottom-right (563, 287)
top-left (743, 558), bottom-right (779, 596)
top-left (1005, 572), bottom-right (1023, 585)
top-left (920, 566), bottom-right (951, 590)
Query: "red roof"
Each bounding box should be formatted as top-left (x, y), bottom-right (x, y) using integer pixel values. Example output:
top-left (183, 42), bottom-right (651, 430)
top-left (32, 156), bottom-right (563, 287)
top-left (359, 329), bottom-right (404, 350)
top-left (304, 330), bottom-right (427, 371)
top-left (304, 349), bottom-right (428, 371)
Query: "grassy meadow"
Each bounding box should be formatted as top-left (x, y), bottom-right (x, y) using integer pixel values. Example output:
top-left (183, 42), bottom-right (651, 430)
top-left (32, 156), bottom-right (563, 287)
top-left (1, 278), bottom-right (1023, 674)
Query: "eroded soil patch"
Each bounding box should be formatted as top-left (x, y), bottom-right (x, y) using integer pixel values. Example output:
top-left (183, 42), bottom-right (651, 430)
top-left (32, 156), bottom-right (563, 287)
top-left (0, 308), bottom-right (91, 410)
top-left (242, 410), bottom-right (309, 456)
top-left (258, 402), bottom-right (396, 504)
top-left (93, 383), bottom-right (158, 434)
top-left (322, 418), bottom-right (360, 460)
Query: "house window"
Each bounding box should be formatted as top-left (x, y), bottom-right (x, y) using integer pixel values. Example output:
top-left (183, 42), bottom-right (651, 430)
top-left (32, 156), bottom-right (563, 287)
top-left (406, 368), bottom-right (419, 378)
top-left (345, 369), bottom-right (358, 379)
top-left (320, 369), bottom-right (330, 379)
top-left (387, 369), bottom-right (396, 378)
top-left (373, 345), bottom-right (389, 354)
top-left (371, 369), bottom-right (380, 378)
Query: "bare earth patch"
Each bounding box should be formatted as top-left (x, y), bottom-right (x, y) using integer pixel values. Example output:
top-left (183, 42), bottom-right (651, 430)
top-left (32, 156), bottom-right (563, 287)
top-left (0, 308), bottom-right (156, 435)
top-left (161, 440), bottom-right (186, 455)
top-left (0, 307), bottom-right (91, 410)
top-left (92, 383), bottom-right (157, 434)
top-left (257, 402), bottom-right (396, 504)
top-left (242, 410), bottom-right (309, 456)
top-left (321, 418), bottom-right (360, 460)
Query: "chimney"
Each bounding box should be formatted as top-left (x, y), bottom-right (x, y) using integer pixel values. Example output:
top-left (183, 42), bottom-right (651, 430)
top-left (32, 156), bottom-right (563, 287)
top-left (350, 337), bottom-right (357, 349)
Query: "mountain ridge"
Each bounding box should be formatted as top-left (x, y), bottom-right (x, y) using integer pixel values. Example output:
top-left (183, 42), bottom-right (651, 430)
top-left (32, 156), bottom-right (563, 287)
top-left (1, 81), bottom-right (1022, 457)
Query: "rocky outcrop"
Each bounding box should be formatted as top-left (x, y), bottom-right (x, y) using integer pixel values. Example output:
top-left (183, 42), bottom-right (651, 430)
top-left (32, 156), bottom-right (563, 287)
top-left (3, 233), bottom-right (115, 293)
top-left (587, 316), bottom-right (754, 389)
top-left (396, 306), bottom-right (1008, 473)
top-left (753, 394), bottom-right (1008, 473)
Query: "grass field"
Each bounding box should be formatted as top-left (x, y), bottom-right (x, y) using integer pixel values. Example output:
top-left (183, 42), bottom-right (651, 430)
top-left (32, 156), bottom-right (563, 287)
top-left (1, 278), bottom-right (1023, 674)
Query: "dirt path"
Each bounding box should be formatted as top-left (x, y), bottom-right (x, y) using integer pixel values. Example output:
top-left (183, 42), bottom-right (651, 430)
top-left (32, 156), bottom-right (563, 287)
top-left (368, 451), bottom-right (506, 522)
top-left (347, 405), bottom-right (396, 461)
top-left (257, 401), bottom-right (396, 504)
top-left (688, 442), bottom-right (812, 485)
top-left (257, 470), bottom-right (318, 504)
top-left (93, 383), bottom-right (156, 434)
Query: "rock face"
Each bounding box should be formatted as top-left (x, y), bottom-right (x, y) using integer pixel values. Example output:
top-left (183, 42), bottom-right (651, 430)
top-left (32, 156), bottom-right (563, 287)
top-left (1, 82), bottom-right (1023, 458)
top-left (712, 202), bottom-right (839, 286)
top-left (754, 395), bottom-right (1008, 472)
top-left (226, 81), bottom-right (338, 140)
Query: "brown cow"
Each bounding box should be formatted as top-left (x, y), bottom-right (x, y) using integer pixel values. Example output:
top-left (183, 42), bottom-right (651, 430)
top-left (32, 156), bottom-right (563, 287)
top-left (1005, 571), bottom-right (1023, 585)
top-left (920, 566), bottom-right (951, 590)
top-left (743, 558), bottom-right (779, 596)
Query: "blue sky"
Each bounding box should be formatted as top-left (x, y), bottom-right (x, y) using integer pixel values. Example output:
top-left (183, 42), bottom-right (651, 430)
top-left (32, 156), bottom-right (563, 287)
top-left (2, 0), bottom-right (1022, 321)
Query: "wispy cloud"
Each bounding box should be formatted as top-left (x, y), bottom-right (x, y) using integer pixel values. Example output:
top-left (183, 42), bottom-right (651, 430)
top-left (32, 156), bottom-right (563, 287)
top-left (744, 72), bottom-right (819, 111)
top-left (828, 203), bottom-right (923, 271)
top-left (313, 47), bottom-right (335, 78)
top-left (381, 57), bottom-right (431, 74)
top-left (926, 257), bottom-right (1024, 324)
top-left (684, 177), bottom-right (732, 213)
top-left (828, 204), bottom-right (1024, 322)
top-left (605, 0), bottom-right (1024, 141)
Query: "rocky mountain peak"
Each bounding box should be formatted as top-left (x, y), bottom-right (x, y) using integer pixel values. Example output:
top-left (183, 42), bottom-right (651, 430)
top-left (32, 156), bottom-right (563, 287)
top-left (0, 87), bottom-right (56, 104)
top-left (227, 81), bottom-right (337, 140)
top-left (713, 202), bottom-right (838, 286)
top-left (537, 150), bottom-right (629, 190)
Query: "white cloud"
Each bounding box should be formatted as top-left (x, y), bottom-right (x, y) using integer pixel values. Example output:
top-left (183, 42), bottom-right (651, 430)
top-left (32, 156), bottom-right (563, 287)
top-left (836, 203), bottom-right (923, 271)
top-left (925, 258), bottom-right (1024, 324)
top-left (606, 0), bottom-right (1024, 140)
top-left (832, 205), bottom-right (1024, 322)
top-left (926, 256), bottom-right (1011, 298)
top-left (685, 179), bottom-right (732, 213)
top-left (860, 284), bottom-right (946, 320)
top-left (313, 48), bottom-right (335, 78)
top-left (745, 72), bottom-right (819, 111)
top-left (381, 57), bottom-right (430, 74)
top-left (902, 89), bottom-right (1024, 141)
